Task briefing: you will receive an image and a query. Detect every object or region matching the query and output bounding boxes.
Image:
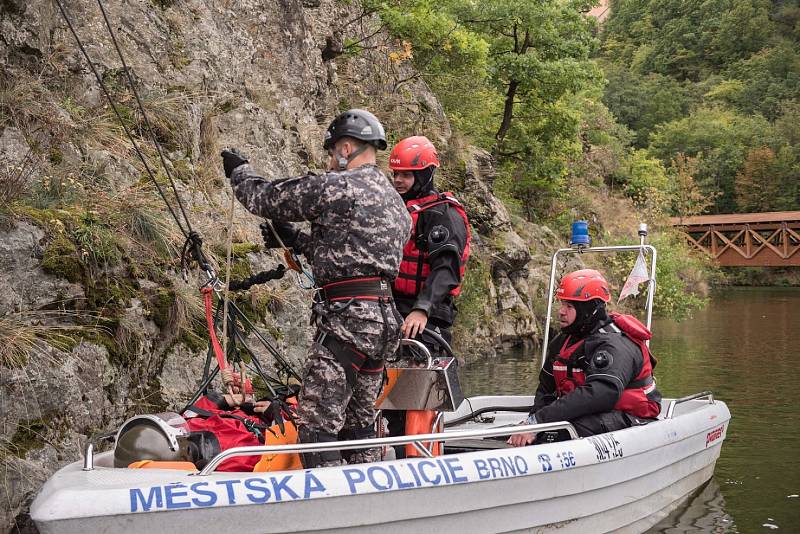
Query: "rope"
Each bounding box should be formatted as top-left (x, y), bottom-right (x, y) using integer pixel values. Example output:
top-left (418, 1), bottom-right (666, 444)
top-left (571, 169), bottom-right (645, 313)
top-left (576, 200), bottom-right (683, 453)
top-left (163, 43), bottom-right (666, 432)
top-left (227, 301), bottom-right (302, 383)
top-left (228, 265), bottom-right (286, 291)
top-left (95, 0), bottom-right (195, 235)
top-left (52, 0), bottom-right (192, 239)
top-left (55, 0), bottom-right (303, 404)
top-left (201, 286), bottom-right (227, 372)
top-left (220, 192), bottom-right (236, 384)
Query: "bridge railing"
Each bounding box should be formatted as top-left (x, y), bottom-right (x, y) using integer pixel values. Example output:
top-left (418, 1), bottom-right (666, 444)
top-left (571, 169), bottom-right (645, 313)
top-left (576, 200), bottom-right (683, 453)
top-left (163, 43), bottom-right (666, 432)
top-left (671, 212), bottom-right (800, 267)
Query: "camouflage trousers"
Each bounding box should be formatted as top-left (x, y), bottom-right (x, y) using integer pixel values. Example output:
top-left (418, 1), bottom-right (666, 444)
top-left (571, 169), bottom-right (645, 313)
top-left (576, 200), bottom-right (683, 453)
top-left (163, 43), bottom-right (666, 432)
top-left (296, 303), bottom-right (400, 467)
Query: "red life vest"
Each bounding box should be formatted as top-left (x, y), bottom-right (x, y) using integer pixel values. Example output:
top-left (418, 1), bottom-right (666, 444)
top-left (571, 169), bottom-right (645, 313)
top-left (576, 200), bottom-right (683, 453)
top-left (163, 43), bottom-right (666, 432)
top-left (552, 313), bottom-right (660, 419)
top-left (393, 192), bottom-right (471, 297)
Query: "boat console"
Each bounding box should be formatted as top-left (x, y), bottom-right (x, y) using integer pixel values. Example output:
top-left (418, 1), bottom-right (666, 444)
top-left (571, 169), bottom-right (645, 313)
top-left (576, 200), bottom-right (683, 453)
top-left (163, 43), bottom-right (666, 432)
top-left (377, 339), bottom-right (464, 412)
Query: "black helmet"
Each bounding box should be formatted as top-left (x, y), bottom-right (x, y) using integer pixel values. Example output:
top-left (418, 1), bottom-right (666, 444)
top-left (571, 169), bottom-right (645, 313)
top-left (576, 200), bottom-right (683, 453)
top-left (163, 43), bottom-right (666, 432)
top-left (323, 109), bottom-right (387, 151)
top-left (113, 413), bottom-right (188, 468)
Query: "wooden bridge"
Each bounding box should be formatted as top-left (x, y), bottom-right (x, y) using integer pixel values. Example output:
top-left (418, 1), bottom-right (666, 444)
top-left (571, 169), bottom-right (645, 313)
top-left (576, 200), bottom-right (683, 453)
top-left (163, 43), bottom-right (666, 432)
top-left (671, 211), bottom-right (800, 267)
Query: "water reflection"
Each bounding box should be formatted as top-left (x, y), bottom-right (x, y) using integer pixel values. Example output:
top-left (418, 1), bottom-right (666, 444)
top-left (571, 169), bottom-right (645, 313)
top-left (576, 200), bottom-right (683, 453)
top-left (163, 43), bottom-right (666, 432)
top-left (650, 479), bottom-right (737, 533)
top-left (458, 345), bottom-right (538, 396)
top-left (653, 288), bottom-right (800, 533)
top-left (459, 288), bottom-right (800, 533)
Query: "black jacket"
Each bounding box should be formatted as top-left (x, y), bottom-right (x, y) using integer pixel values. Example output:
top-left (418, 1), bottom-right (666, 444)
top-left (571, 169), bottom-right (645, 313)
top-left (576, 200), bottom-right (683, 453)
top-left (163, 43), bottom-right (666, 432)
top-left (532, 320), bottom-right (660, 424)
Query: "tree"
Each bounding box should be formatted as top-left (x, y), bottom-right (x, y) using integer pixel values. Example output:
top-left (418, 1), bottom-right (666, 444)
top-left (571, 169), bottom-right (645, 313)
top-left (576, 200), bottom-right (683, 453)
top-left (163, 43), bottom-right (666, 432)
top-left (603, 0), bottom-right (774, 80)
top-left (370, 0), bottom-right (603, 218)
top-left (601, 62), bottom-right (698, 146)
top-left (669, 153), bottom-right (716, 220)
top-left (647, 107), bottom-right (774, 212)
top-left (710, 0), bottom-right (772, 66)
top-left (725, 41), bottom-right (800, 120)
top-left (452, 0), bottom-right (600, 156)
top-left (613, 149), bottom-right (669, 219)
top-left (734, 147), bottom-right (780, 211)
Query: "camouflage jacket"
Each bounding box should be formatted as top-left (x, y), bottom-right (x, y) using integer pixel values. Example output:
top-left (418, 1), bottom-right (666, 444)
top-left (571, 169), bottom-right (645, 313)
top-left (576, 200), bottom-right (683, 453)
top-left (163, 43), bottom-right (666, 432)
top-left (231, 163), bottom-right (411, 345)
top-left (230, 163), bottom-right (410, 286)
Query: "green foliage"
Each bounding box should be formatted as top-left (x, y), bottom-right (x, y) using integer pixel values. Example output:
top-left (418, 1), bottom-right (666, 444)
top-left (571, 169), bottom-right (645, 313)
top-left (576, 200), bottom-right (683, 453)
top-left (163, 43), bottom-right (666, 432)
top-left (41, 231), bottom-right (83, 283)
top-left (648, 232), bottom-right (711, 319)
top-left (601, 62), bottom-right (698, 146)
top-left (601, 1), bottom-right (800, 216)
top-left (735, 146), bottom-right (800, 211)
top-left (72, 211), bottom-right (124, 269)
top-left (8, 419), bottom-right (47, 457)
top-left (364, 0), bottom-right (489, 72)
top-left (612, 149), bottom-right (669, 217)
top-left (210, 242), bottom-right (256, 281)
top-left (149, 288), bottom-right (176, 329)
top-left (28, 170), bottom-right (84, 209)
top-left (370, 0), bottom-right (602, 217)
top-left (647, 107), bottom-right (775, 212)
top-left (605, 231), bottom-right (710, 320)
top-left (719, 267), bottom-right (800, 286)
top-left (451, 253), bottom-right (493, 338)
top-left (603, 0), bottom-right (773, 80)
top-left (668, 153), bottom-right (717, 220)
top-left (724, 41), bottom-right (800, 120)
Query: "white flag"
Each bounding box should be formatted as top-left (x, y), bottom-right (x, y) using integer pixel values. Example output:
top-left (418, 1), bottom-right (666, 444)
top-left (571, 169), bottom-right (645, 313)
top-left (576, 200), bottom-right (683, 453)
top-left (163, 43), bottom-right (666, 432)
top-left (619, 250), bottom-right (650, 302)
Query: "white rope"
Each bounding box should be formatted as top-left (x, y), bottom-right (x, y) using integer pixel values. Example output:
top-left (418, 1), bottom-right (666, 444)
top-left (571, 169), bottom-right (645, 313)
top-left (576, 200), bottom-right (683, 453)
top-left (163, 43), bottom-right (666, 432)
top-left (221, 190), bottom-right (236, 395)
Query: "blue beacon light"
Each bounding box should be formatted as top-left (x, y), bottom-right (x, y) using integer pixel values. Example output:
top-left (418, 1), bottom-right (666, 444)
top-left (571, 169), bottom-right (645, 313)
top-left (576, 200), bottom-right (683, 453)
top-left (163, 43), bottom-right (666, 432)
top-left (570, 220), bottom-right (591, 248)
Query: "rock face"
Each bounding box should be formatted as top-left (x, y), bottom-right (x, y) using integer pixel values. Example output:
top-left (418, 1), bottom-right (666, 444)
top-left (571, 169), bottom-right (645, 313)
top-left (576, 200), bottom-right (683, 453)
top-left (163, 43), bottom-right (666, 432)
top-left (452, 147), bottom-right (563, 358)
top-left (0, 1), bottom-right (561, 530)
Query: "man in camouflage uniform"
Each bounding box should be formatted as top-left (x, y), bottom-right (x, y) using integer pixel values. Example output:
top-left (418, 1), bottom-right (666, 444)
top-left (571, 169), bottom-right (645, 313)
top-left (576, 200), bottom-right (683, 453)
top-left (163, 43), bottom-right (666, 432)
top-left (221, 109), bottom-right (411, 467)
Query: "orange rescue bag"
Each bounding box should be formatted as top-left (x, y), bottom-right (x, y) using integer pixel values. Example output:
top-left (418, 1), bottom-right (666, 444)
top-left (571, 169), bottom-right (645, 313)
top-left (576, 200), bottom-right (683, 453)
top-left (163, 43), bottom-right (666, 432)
top-left (252, 420), bottom-right (302, 472)
top-left (128, 460), bottom-right (198, 471)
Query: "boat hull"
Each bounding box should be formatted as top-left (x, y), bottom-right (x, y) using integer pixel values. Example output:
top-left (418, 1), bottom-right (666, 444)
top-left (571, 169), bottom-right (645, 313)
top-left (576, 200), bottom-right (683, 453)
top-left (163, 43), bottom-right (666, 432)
top-left (31, 397), bottom-right (730, 534)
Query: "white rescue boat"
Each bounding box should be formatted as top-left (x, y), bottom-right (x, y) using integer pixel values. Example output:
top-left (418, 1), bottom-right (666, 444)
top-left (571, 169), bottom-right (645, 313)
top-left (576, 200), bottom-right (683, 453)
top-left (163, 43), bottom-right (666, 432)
top-left (31, 392), bottom-right (729, 533)
top-left (31, 222), bottom-right (731, 533)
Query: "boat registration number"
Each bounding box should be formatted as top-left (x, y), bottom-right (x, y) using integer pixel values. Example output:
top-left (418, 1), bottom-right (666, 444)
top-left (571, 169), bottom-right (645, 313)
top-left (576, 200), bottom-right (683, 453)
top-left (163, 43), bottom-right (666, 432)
top-left (536, 450), bottom-right (577, 472)
top-left (587, 433), bottom-right (623, 462)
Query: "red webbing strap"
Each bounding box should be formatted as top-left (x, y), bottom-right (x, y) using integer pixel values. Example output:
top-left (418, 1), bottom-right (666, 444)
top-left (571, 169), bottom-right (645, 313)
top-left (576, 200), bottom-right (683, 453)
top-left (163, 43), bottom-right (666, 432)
top-left (201, 286), bottom-right (227, 371)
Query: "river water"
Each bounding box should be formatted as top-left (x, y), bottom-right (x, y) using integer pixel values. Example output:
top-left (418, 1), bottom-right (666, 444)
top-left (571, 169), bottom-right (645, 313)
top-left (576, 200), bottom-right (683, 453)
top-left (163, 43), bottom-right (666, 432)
top-left (459, 287), bottom-right (800, 533)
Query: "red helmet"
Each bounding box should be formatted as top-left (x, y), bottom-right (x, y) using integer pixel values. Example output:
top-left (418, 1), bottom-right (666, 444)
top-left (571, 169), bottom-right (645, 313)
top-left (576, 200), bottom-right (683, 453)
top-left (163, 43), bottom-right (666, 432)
top-left (557, 269), bottom-right (611, 302)
top-left (389, 136), bottom-right (440, 171)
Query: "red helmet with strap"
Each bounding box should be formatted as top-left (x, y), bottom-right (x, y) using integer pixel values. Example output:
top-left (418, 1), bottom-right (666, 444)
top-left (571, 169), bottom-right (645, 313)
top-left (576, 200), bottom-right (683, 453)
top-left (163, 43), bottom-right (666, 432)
top-left (557, 269), bottom-right (611, 302)
top-left (389, 136), bottom-right (440, 171)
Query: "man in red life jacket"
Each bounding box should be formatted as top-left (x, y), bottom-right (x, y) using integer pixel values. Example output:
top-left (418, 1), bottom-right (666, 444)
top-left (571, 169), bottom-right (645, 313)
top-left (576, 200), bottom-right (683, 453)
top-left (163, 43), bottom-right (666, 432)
top-left (388, 136), bottom-right (470, 350)
top-left (508, 269), bottom-right (662, 446)
top-left (385, 136), bottom-right (470, 458)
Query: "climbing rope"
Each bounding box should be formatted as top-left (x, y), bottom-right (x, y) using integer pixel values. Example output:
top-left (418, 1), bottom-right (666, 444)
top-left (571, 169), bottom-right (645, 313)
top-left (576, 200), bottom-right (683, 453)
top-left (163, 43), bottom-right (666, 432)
top-left (201, 286), bottom-right (227, 372)
top-left (95, 0), bottom-right (194, 236)
top-left (53, 0), bottom-right (191, 240)
top-left (54, 0), bottom-right (302, 401)
top-left (220, 191), bottom-right (237, 395)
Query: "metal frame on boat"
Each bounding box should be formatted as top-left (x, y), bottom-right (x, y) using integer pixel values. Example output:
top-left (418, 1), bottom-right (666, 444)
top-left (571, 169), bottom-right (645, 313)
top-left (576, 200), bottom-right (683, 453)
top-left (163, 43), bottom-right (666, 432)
top-left (541, 223), bottom-right (657, 366)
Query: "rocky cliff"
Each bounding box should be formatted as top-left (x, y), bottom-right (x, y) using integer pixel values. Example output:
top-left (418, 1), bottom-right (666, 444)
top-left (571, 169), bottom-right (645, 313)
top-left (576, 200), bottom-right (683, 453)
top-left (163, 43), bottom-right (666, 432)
top-left (0, 1), bottom-right (561, 530)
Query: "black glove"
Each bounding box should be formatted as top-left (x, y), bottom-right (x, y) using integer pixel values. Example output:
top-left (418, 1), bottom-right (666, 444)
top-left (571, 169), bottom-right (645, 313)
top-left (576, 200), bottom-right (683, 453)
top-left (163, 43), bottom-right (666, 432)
top-left (221, 149), bottom-right (248, 178)
top-left (260, 221), bottom-right (299, 249)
